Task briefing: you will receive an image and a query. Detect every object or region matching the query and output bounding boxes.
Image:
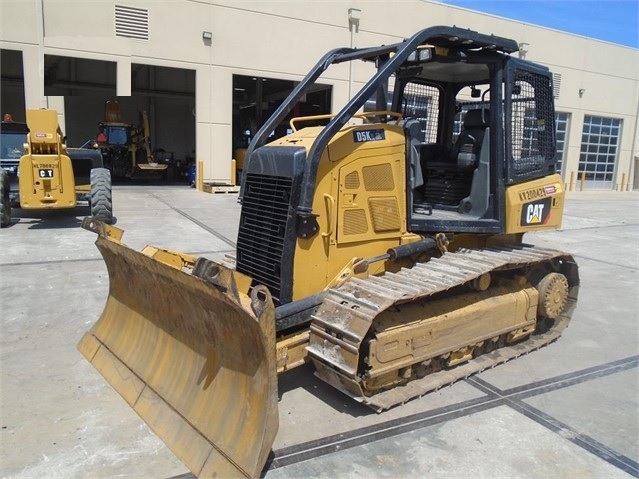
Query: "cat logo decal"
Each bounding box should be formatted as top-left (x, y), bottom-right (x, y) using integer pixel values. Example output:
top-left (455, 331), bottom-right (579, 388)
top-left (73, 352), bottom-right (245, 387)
top-left (521, 197), bottom-right (552, 226)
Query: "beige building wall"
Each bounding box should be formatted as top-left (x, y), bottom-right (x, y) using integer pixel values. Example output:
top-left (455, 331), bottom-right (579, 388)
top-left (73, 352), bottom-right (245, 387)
top-left (1, 0), bottom-right (637, 188)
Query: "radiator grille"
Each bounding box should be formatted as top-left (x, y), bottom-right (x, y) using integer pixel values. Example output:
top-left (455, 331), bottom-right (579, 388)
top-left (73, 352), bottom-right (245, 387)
top-left (236, 173), bottom-right (292, 302)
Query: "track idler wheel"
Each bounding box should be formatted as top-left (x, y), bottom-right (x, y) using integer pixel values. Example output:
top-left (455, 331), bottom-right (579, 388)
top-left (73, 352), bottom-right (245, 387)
top-left (535, 272), bottom-right (569, 319)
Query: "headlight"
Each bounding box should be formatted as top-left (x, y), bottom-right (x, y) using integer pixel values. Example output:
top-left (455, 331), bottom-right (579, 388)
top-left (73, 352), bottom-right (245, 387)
top-left (407, 47), bottom-right (433, 63)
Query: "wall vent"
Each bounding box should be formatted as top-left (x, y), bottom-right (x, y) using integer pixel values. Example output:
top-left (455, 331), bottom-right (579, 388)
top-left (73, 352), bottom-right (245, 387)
top-left (115, 5), bottom-right (149, 40)
top-left (552, 73), bottom-right (562, 99)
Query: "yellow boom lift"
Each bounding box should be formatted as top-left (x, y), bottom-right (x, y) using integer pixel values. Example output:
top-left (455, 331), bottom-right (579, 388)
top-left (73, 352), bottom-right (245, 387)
top-left (78, 26), bottom-right (579, 478)
top-left (0, 109), bottom-right (112, 227)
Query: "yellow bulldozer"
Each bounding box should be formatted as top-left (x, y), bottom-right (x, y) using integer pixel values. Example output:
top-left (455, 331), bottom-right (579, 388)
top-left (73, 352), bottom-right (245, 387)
top-left (0, 108), bottom-right (112, 227)
top-left (78, 26), bottom-right (579, 478)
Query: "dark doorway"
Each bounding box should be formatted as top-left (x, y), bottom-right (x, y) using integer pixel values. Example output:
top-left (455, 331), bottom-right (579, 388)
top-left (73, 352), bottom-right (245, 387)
top-left (1, 49), bottom-right (26, 122)
top-left (131, 64), bottom-right (196, 181)
top-left (61, 63), bottom-right (195, 183)
top-left (232, 74), bottom-right (332, 171)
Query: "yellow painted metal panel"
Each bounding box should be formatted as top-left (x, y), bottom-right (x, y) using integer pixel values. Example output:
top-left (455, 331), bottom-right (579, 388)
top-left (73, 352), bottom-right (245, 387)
top-left (504, 174), bottom-right (565, 234)
top-left (78, 233), bottom-right (279, 478)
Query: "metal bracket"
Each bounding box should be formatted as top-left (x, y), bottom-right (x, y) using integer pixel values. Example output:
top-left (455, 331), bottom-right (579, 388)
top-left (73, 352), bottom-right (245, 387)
top-left (296, 212), bottom-right (320, 239)
top-left (81, 216), bottom-right (124, 242)
top-left (193, 257), bottom-right (240, 302)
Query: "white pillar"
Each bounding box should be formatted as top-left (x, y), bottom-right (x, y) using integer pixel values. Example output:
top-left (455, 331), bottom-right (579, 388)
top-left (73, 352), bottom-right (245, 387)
top-left (117, 59), bottom-right (132, 96)
top-left (196, 65), bottom-right (233, 183)
top-left (22, 46), bottom-right (44, 109)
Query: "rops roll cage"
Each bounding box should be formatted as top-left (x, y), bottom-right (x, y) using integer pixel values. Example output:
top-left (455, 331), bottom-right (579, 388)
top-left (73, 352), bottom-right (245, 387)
top-left (240, 25), bottom-right (519, 239)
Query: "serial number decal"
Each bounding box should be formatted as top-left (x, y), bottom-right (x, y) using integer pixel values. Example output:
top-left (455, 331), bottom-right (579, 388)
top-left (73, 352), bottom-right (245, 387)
top-left (520, 197), bottom-right (552, 226)
top-left (353, 129), bottom-right (385, 143)
top-left (518, 184), bottom-right (558, 202)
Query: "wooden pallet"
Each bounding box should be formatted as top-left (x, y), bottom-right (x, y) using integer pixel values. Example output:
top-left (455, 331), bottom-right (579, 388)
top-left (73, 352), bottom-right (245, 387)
top-left (203, 184), bottom-right (240, 194)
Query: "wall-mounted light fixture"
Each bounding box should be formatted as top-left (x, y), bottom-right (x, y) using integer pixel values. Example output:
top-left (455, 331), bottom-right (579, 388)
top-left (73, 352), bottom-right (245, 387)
top-left (348, 8), bottom-right (361, 33)
top-left (579, 88), bottom-right (585, 98)
top-left (518, 42), bottom-right (529, 59)
top-left (202, 31), bottom-right (212, 41)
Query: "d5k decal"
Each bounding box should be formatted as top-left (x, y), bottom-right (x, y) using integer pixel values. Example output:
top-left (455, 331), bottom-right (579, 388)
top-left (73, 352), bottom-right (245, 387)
top-left (352, 129), bottom-right (385, 143)
top-left (521, 197), bottom-right (552, 226)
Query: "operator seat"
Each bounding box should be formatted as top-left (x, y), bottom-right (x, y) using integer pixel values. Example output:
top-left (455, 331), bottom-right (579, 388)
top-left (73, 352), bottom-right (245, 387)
top-left (418, 108), bottom-right (491, 211)
top-left (452, 108), bottom-right (489, 170)
top-left (455, 108), bottom-right (491, 216)
top-left (402, 118), bottom-right (433, 214)
top-left (403, 118), bottom-right (424, 191)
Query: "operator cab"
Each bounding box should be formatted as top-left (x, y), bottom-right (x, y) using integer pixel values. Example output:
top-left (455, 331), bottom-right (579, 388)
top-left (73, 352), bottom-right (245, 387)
top-left (391, 44), bottom-right (557, 234)
top-left (242, 26), bottom-right (559, 240)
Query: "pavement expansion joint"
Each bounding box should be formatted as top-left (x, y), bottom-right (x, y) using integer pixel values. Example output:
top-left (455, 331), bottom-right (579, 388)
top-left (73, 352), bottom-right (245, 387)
top-left (268, 355), bottom-right (638, 474)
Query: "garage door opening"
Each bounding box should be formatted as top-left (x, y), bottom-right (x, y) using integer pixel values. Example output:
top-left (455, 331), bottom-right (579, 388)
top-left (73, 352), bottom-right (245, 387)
top-left (1, 49), bottom-right (26, 122)
top-left (126, 64), bottom-right (196, 183)
top-left (232, 74), bottom-right (332, 173)
top-left (62, 63), bottom-right (195, 183)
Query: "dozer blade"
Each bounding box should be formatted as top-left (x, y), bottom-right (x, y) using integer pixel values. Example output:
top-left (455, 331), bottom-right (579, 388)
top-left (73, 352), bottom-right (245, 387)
top-left (77, 219), bottom-right (278, 478)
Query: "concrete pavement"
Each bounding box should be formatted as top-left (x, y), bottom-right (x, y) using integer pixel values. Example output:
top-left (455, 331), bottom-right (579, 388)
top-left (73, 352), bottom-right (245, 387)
top-left (1, 186), bottom-right (637, 478)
